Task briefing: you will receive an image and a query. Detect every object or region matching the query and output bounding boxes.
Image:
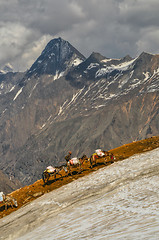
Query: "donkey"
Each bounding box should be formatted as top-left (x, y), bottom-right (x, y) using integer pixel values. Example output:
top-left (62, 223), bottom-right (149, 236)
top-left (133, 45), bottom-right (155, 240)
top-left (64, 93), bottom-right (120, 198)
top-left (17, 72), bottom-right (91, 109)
top-left (90, 150), bottom-right (115, 168)
top-left (2, 194), bottom-right (18, 210)
top-left (65, 155), bottom-right (88, 176)
top-left (42, 166), bottom-right (64, 184)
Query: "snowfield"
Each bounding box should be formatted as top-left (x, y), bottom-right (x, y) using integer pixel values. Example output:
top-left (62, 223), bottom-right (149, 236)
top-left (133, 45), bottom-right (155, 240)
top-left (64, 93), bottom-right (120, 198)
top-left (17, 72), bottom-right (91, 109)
top-left (0, 148), bottom-right (159, 240)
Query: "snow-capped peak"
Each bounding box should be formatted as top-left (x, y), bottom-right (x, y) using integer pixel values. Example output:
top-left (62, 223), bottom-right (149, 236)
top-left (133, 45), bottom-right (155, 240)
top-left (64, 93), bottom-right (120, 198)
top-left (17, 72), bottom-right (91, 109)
top-left (0, 63), bottom-right (14, 74)
top-left (27, 37), bottom-right (85, 78)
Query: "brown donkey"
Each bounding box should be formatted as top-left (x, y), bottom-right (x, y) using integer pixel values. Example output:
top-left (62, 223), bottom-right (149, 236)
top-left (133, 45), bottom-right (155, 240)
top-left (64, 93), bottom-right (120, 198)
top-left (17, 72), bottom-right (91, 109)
top-left (65, 155), bottom-right (88, 176)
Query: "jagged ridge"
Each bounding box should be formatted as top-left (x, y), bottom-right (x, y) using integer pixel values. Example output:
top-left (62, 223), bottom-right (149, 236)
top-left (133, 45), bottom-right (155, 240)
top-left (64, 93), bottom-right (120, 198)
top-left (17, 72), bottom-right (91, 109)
top-left (0, 38), bottom-right (159, 188)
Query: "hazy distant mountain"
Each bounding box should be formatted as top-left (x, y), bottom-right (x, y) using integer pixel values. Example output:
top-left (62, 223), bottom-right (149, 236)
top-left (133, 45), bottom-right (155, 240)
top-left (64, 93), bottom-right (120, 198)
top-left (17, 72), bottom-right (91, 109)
top-left (0, 37), bottom-right (159, 187)
top-left (0, 63), bottom-right (14, 74)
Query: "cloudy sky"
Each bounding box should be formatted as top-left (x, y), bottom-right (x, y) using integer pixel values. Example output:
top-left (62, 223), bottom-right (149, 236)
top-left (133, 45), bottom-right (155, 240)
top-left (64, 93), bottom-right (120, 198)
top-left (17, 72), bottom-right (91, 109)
top-left (0, 0), bottom-right (159, 71)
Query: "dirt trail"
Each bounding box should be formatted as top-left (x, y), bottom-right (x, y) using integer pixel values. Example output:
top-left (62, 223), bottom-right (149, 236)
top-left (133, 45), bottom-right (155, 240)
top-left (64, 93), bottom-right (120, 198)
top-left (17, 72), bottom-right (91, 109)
top-left (1, 136), bottom-right (159, 219)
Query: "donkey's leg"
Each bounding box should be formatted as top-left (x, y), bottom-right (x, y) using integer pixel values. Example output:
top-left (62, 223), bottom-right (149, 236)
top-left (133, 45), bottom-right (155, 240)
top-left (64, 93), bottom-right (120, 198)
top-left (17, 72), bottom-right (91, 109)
top-left (11, 201), bottom-right (14, 208)
top-left (43, 172), bottom-right (50, 183)
top-left (56, 169), bottom-right (63, 179)
top-left (104, 159), bottom-right (108, 165)
top-left (69, 166), bottom-right (73, 176)
top-left (79, 163), bottom-right (83, 173)
top-left (42, 172), bottom-right (46, 184)
top-left (5, 203), bottom-right (8, 211)
top-left (54, 173), bottom-right (57, 181)
top-left (59, 173), bottom-right (63, 179)
top-left (94, 155), bottom-right (97, 166)
top-left (90, 156), bottom-right (93, 168)
top-left (47, 172), bottom-right (50, 182)
top-left (104, 156), bottom-right (107, 165)
top-left (67, 165), bottom-right (72, 176)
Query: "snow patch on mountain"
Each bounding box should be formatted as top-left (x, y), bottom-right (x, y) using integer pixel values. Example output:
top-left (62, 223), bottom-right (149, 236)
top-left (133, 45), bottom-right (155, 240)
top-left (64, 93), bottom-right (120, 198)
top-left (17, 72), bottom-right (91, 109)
top-left (13, 87), bottom-right (23, 101)
top-left (95, 58), bottom-right (136, 78)
top-left (9, 86), bottom-right (15, 92)
top-left (143, 72), bottom-right (150, 81)
top-left (87, 63), bottom-right (100, 70)
top-left (55, 88), bottom-right (85, 119)
top-left (55, 63), bottom-right (159, 118)
top-left (101, 58), bottom-right (113, 63)
top-left (0, 82), bottom-right (4, 90)
top-left (29, 83), bottom-right (38, 98)
top-left (53, 71), bottom-right (64, 80)
top-left (72, 58), bottom-right (83, 66)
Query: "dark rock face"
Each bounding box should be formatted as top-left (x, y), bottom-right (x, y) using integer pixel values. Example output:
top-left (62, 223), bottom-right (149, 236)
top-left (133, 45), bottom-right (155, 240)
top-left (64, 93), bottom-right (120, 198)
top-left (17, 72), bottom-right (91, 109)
top-left (27, 37), bottom-right (85, 77)
top-left (65, 52), bottom-right (106, 87)
top-left (0, 170), bottom-right (22, 194)
top-left (0, 37), bottom-right (159, 187)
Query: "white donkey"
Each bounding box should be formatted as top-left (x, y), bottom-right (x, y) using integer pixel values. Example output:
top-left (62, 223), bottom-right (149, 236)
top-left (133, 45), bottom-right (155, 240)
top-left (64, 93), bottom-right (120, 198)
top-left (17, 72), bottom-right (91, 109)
top-left (1, 193), bottom-right (18, 210)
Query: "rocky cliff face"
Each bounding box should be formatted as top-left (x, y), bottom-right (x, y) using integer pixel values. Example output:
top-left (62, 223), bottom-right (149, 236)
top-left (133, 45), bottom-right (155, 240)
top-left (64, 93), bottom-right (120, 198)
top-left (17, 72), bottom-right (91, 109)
top-left (0, 38), bottom-right (159, 186)
top-left (0, 170), bottom-right (22, 194)
top-left (27, 37), bottom-right (85, 78)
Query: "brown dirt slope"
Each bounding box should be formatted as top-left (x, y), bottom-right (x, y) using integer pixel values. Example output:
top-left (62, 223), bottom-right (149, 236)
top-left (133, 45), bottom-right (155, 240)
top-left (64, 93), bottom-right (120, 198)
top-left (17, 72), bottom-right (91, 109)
top-left (0, 135), bottom-right (159, 219)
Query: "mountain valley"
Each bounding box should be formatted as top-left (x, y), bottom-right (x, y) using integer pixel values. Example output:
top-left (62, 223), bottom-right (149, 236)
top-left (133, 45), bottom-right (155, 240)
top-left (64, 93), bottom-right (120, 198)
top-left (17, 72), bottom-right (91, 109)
top-left (0, 37), bottom-right (159, 187)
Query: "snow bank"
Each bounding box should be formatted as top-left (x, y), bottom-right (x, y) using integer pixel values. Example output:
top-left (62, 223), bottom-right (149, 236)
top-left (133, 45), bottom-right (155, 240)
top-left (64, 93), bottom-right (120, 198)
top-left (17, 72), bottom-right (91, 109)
top-left (0, 148), bottom-right (159, 240)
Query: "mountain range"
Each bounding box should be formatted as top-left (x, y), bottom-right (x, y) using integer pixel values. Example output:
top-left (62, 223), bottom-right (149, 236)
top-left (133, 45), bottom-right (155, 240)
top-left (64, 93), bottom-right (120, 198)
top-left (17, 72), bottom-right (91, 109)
top-left (0, 37), bottom-right (159, 189)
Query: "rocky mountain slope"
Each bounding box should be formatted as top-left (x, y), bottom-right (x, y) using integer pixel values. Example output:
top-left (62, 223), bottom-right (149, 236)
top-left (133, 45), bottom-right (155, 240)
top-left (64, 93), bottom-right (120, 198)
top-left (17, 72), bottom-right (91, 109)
top-left (0, 170), bottom-right (22, 194)
top-left (0, 37), bottom-right (159, 187)
top-left (1, 146), bottom-right (159, 240)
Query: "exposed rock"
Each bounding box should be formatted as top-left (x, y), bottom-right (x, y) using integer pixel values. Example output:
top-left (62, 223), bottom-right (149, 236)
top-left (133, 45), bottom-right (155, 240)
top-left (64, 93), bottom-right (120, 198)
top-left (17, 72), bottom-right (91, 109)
top-left (0, 37), bottom-right (159, 187)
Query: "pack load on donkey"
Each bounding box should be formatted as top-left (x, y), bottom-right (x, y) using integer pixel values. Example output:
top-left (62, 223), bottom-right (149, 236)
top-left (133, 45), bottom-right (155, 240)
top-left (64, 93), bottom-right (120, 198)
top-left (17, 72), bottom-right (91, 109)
top-left (69, 157), bottom-right (79, 165)
top-left (46, 166), bottom-right (56, 173)
top-left (90, 149), bottom-right (115, 168)
top-left (42, 166), bottom-right (63, 184)
top-left (65, 155), bottom-right (88, 176)
top-left (0, 192), bottom-right (3, 203)
top-left (95, 149), bottom-right (105, 157)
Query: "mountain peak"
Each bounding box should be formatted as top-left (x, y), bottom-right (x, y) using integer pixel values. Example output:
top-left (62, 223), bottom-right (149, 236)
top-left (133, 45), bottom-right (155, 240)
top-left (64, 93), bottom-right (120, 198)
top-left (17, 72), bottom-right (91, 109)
top-left (137, 51), bottom-right (159, 62)
top-left (121, 55), bottom-right (133, 62)
top-left (133, 51), bottom-right (159, 73)
top-left (88, 52), bottom-right (106, 63)
top-left (0, 63), bottom-right (14, 74)
top-left (138, 51), bottom-right (154, 59)
top-left (27, 37), bottom-right (85, 78)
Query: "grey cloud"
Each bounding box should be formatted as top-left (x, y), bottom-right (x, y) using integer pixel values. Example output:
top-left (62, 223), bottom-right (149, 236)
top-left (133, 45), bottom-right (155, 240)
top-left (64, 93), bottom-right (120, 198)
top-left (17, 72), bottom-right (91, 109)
top-left (0, 0), bottom-right (159, 71)
top-left (118, 0), bottom-right (159, 27)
